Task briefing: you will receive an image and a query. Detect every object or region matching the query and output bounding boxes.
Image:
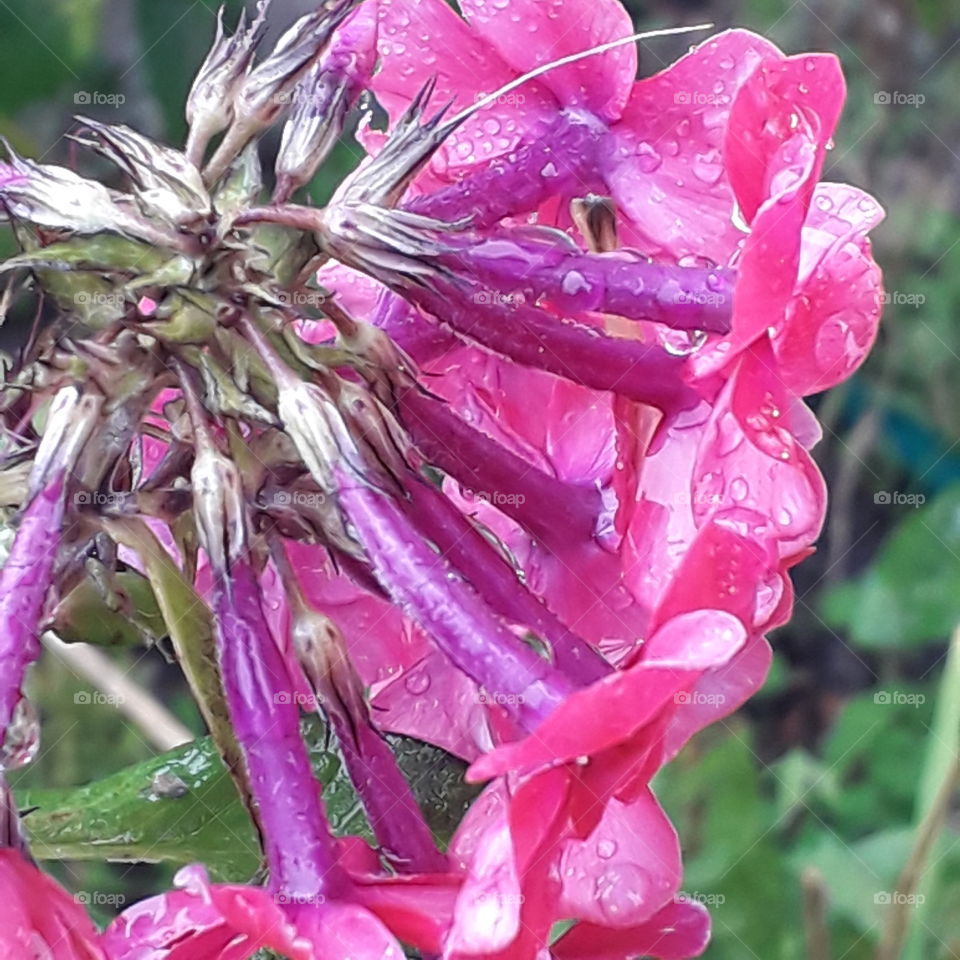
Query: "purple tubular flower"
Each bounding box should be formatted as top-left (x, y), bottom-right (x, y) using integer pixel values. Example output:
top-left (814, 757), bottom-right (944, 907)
top-left (440, 232), bottom-right (734, 334)
top-left (288, 596), bottom-right (448, 872)
top-left (396, 386), bottom-right (603, 550)
top-left (333, 465), bottom-right (576, 730)
top-left (0, 471), bottom-right (65, 742)
top-left (398, 468), bottom-right (611, 685)
top-left (371, 287), bottom-right (461, 361)
top-left (406, 113), bottom-right (603, 227)
top-left (212, 556), bottom-right (349, 900)
top-left (410, 280), bottom-right (699, 412)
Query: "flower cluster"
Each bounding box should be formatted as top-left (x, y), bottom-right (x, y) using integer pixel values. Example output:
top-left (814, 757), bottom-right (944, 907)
top-left (0, 0), bottom-right (882, 957)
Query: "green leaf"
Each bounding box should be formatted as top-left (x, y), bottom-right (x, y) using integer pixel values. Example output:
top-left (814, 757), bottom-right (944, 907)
top-left (16, 718), bottom-right (474, 882)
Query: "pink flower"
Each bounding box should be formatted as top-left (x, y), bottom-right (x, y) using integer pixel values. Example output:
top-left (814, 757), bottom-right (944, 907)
top-left (0, 849), bottom-right (107, 959)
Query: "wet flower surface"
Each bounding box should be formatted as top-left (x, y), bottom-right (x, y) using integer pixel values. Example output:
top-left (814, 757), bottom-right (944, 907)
top-left (0, 0), bottom-right (882, 957)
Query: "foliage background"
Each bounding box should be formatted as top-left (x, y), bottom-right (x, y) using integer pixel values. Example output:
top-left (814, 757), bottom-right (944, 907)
top-left (1, 0), bottom-right (959, 957)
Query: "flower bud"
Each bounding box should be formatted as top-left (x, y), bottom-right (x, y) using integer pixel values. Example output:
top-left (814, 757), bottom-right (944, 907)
top-left (234, 0), bottom-right (361, 130)
top-left (190, 444), bottom-right (247, 580)
top-left (0, 147), bottom-right (131, 235)
top-left (185, 3), bottom-right (269, 164)
top-left (75, 118), bottom-right (211, 225)
top-left (274, 2), bottom-right (378, 202)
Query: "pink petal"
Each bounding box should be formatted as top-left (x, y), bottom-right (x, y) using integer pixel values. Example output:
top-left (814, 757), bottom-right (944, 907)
top-left (552, 898), bottom-right (712, 960)
top-left (557, 790), bottom-right (681, 927)
top-left (603, 30), bottom-right (780, 261)
top-left (725, 53), bottom-right (845, 224)
top-left (773, 183), bottom-right (885, 394)
top-left (458, 0), bottom-right (636, 121)
top-left (0, 850), bottom-right (108, 960)
top-left (373, 0), bottom-right (555, 180)
top-left (467, 610), bottom-right (746, 781)
top-left (692, 342), bottom-right (828, 559)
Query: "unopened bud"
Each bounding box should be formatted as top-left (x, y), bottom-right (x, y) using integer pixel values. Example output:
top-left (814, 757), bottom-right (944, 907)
top-left (317, 201), bottom-right (449, 289)
top-left (0, 146), bottom-right (130, 235)
top-left (276, 379), bottom-right (342, 492)
top-left (203, 0), bottom-right (362, 186)
top-left (185, 3), bottom-right (270, 164)
top-left (274, 2), bottom-right (378, 201)
top-left (75, 118), bottom-right (212, 225)
top-left (29, 386), bottom-right (103, 501)
top-left (191, 445), bottom-right (247, 578)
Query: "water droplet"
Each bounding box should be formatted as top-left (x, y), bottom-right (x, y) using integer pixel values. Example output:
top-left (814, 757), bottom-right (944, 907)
top-left (692, 149), bottom-right (723, 185)
top-left (561, 270), bottom-right (591, 296)
top-left (730, 477), bottom-right (750, 502)
top-left (404, 671), bottom-right (431, 696)
top-left (597, 839), bottom-right (618, 859)
top-left (634, 141), bottom-right (662, 173)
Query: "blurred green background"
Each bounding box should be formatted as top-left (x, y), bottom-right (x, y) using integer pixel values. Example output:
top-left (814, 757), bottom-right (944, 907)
top-left (2, 0), bottom-right (959, 957)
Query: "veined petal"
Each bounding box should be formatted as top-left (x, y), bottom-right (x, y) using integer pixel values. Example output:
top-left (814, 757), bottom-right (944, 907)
top-left (604, 29), bottom-right (780, 261)
top-left (458, 0), bottom-right (637, 121)
top-left (373, 0), bottom-right (556, 181)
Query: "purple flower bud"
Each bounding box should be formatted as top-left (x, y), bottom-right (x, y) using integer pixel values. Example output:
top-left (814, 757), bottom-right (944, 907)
top-left (212, 556), bottom-right (348, 899)
top-left (187, 427), bottom-right (348, 899)
top-left (397, 466), bottom-right (611, 686)
top-left (408, 113), bottom-right (604, 227)
top-left (0, 471), bottom-right (65, 747)
top-left (333, 464), bottom-right (576, 729)
top-left (287, 592), bottom-right (447, 872)
top-left (397, 387), bottom-right (603, 550)
top-left (275, 2), bottom-right (378, 202)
